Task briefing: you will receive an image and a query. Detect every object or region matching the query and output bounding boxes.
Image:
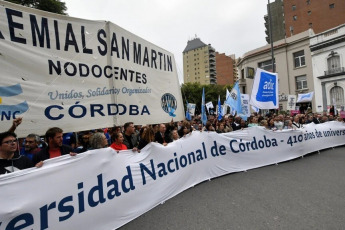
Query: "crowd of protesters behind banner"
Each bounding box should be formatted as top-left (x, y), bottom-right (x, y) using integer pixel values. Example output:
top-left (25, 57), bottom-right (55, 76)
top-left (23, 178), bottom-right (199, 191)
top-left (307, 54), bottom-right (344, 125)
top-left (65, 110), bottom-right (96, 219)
top-left (1, 109), bottom-right (344, 175)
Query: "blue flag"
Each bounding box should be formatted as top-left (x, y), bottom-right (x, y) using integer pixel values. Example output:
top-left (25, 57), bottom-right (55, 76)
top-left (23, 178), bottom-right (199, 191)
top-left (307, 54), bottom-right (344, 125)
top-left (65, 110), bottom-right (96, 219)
top-left (217, 95), bottom-right (223, 121)
top-left (201, 88), bottom-right (207, 125)
top-left (225, 82), bottom-right (242, 114)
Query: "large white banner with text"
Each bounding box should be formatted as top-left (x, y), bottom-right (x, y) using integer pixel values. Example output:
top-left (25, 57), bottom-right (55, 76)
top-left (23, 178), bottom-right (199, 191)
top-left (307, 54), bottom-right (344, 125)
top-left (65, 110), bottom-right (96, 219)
top-left (0, 122), bottom-right (344, 229)
top-left (0, 2), bottom-right (183, 136)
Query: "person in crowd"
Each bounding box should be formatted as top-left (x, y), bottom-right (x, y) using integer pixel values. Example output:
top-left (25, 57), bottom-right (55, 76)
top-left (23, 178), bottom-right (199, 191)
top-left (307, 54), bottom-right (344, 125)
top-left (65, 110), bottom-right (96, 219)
top-left (0, 132), bottom-right (32, 175)
top-left (74, 132), bottom-right (91, 153)
top-left (313, 114), bottom-right (321, 124)
top-left (110, 132), bottom-right (128, 152)
top-left (216, 122), bottom-right (226, 133)
top-left (260, 120), bottom-right (269, 129)
top-left (328, 115), bottom-right (334, 121)
top-left (248, 117), bottom-right (259, 127)
top-left (155, 123), bottom-right (172, 146)
top-left (20, 134), bottom-right (41, 160)
top-left (292, 115), bottom-right (303, 129)
top-left (337, 116), bottom-right (344, 122)
top-left (231, 116), bottom-right (242, 131)
top-left (267, 118), bottom-right (275, 130)
top-left (138, 126), bottom-right (156, 150)
top-left (63, 132), bottom-right (76, 149)
top-left (274, 115), bottom-right (284, 130)
top-left (123, 122), bottom-right (139, 149)
top-left (305, 114), bottom-right (314, 124)
top-left (320, 115), bottom-right (329, 123)
top-left (204, 121), bottom-right (215, 131)
top-left (171, 129), bottom-right (180, 141)
top-left (329, 105), bottom-right (335, 116)
top-left (89, 132), bottom-right (108, 150)
top-left (33, 127), bottom-right (74, 165)
top-left (240, 119), bottom-right (248, 129)
top-left (178, 121), bottom-right (192, 137)
top-left (284, 120), bottom-right (293, 129)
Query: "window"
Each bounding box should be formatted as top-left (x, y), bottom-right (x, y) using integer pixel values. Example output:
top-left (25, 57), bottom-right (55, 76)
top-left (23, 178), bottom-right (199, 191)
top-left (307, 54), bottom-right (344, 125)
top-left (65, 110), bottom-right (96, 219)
top-left (258, 59), bottom-right (275, 72)
top-left (329, 3), bottom-right (335, 9)
top-left (293, 15), bottom-right (297, 21)
top-left (330, 86), bottom-right (344, 106)
top-left (309, 23), bottom-right (313, 28)
top-left (307, 0), bottom-right (310, 5)
top-left (293, 50), bottom-right (306, 68)
top-left (308, 10), bottom-right (311, 15)
top-left (292, 5), bottom-right (296, 10)
top-left (296, 76), bottom-right (308, 90)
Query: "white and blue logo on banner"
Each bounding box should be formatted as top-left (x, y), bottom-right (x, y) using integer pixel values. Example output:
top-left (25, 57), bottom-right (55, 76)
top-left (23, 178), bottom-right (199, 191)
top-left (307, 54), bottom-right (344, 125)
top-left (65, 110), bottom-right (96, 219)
top-left (0, 84), bottom-right (29, 120)
top-left (250, 68), bottom-right (279, 109)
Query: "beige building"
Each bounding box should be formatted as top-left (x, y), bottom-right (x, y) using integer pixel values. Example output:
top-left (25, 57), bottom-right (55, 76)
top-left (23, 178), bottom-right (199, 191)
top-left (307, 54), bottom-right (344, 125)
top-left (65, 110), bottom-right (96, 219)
top-left (183, 38), bottom-right (217, 84)
top-left (237, 30), bottom-right (315, 112)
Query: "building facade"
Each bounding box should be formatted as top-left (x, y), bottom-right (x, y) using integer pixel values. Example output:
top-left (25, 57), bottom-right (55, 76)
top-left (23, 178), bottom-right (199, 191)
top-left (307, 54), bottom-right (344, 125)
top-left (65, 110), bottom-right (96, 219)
top-left (237, 30), bottom-right (314, 112)
top-left (310, 24), bottom-right (345, 113)
top-left (265, 0), bottom-right (345, 44)
top-left (215, 52), bottom-right (236, 85)
top-left (183, 38), bottom-right (217, 84)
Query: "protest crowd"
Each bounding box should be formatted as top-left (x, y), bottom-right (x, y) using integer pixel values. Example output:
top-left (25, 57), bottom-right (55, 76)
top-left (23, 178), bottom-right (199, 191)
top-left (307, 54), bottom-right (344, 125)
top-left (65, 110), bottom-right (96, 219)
top-left (0, 109), bottom-right (344, 175)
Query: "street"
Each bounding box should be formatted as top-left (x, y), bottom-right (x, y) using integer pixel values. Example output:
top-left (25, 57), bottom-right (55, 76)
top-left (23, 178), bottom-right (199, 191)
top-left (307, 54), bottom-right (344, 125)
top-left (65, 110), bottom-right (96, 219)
top-left (121, 145), bottom-right (345, 230)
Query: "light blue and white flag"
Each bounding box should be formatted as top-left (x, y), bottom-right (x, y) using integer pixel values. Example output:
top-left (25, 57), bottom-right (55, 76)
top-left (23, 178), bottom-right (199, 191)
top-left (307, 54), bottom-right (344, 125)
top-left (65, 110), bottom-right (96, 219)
top-left (217, 95), bottom-right (223, 121)
top-left (185, 101), bottom-right (191, 121)
top-left (239, 94), bottom-right (250, 118)
top-left (297, 92), bottom-right (314, 103)
top-left (250, 68), bottom-right (279, 109)
top-left (225, 81), bottom-right (242, 114)
top-left (251, 105), bottom-right (260, 113)
top-left (201, 88), bottom-right (207, 125)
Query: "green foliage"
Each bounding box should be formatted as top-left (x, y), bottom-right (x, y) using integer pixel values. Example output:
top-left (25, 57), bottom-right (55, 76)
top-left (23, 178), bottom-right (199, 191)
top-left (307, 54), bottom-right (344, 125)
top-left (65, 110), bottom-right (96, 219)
top-left (181, 83), bottom-right (233, 114)
top-left (5, 0), bottom-right (67, 15)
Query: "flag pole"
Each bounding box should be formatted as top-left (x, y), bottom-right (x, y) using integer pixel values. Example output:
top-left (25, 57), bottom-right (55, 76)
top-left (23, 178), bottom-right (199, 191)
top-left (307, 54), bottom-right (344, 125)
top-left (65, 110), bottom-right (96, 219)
top-left (267, 0), bottom-right (275, 73)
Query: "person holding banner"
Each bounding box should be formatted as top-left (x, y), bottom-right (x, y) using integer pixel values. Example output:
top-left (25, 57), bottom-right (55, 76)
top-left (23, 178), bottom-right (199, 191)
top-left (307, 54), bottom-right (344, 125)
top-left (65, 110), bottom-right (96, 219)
top-left (123, 122), bottom-right (139, 150)
top-left (0, 132), bottom-right (32, 175)
top-left (155, 124), bottom-right (172, 146)
top-left (33, 127), bottom-right (74, 166)
top-left (110, 133), bottom-right (128, 152)
top-left (138, 126), bottom-right (156, 150)
top-left (89, 132), bottom-right (109, 150)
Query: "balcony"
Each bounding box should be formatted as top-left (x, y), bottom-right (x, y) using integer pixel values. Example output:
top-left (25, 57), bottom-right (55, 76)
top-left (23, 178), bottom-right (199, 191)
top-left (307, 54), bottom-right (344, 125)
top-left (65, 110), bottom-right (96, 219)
top-left (324, 67), bottom-right (345, 76)
top-left (239, 78), bottom-right (246, 85)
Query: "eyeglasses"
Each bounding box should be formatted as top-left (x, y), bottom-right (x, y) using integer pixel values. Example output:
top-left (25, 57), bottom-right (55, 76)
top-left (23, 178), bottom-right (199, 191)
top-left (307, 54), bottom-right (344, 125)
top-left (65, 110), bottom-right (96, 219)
top-left (2, 139), bottom-right (17, 145)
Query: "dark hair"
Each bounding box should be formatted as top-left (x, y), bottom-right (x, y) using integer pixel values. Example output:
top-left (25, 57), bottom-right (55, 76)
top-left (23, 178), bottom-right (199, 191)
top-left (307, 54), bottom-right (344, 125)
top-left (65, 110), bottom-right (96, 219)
top-left (0, 132), bottom-right (17, 145)
top-left (124, 122), bottom-right (133, 131)
top-left (45, 127), bottom-right (63, 141)
top-left (112, 132), bottom-right (122, 143)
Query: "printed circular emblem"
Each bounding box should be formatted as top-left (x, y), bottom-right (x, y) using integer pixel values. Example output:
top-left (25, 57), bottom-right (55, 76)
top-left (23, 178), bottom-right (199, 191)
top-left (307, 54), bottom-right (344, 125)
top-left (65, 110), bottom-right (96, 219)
top-left (161, 93), bottom-right (177, 116)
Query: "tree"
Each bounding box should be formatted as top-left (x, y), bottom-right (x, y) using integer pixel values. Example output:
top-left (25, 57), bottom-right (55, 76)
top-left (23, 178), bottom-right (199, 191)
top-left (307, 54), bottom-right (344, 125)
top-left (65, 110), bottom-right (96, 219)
top-left (5, 0), bottom-right (67, 15)
top-left (181, 83), bottom-right (233, 115)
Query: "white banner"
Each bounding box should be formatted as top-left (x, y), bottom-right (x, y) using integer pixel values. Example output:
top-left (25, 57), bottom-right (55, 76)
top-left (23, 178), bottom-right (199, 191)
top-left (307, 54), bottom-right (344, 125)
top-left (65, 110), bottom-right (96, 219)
top-left (240, 94), bottom-right (250, 117)
top-left (187, 103), bottom-right (196, 116)
top-left (0, 2), bottom-right (184, 136)
top-left (205, 101), bottom-right (214, 113)
top-left (287, 95), bottom-right (297, 110)
top-left (1, 122), bottom-right (345, 229)
top-left (250, 68), bottom-right (279, 109)
top-left (297, 92), bottom-right (314, 103)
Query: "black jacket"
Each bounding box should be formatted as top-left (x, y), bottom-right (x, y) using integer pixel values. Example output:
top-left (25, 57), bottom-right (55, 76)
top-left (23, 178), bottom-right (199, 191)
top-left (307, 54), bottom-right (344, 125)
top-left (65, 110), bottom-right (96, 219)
top-left (0, 152), bottom-right (33, 175)
top-left (33, 144), bottom-right (73, 165)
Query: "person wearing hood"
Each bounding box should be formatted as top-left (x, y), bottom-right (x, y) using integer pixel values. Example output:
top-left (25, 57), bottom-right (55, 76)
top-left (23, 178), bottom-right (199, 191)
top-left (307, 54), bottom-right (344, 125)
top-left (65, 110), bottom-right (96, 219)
top-left (0, 131), bottom-right (33, 175)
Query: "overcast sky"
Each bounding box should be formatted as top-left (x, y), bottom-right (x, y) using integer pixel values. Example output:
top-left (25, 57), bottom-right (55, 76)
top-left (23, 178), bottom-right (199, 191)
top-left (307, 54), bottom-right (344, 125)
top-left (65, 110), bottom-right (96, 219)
top-left (64, 0), bottom-right (270, 80)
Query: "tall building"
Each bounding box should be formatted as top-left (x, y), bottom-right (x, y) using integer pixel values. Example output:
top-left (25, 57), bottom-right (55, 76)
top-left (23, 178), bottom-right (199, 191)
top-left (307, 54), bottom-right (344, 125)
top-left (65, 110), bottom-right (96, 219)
top-left (183, 38), bottom-right (216, 84)
top-left (265, 0), bottom-right (345, 43)
top-left (265, 0), bottom-right (285, 43)
top-left (285, 0), bottom-right (345, 37)
top-left (215, 52), bottom-right (236, 85)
